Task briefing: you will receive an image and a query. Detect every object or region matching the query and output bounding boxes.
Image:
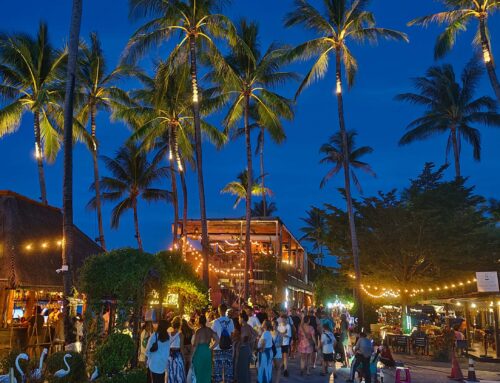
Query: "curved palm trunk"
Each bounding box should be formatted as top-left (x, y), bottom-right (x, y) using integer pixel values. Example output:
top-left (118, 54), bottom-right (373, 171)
top-left (244, 94), bottom-right (255, 303)
top-left (335, 49), bottom-right (364, 328)
top-left (189, 35), bottom-right (209, 288)
top-left (133, 198), bottom-right (143, 251)
top-left (479, 17), bottom-right (500, 101)
top-left (179, 164), bottom-right (188, 253)
top-left (33, 110), bottom-right (48, 205)
top-left (62, 0), bottom-right (82, 345)
top-left (169, 156), bottom-right (179, 246)
top-left (451, 126), bottom-right (461, 179)
top-left (91, 105), bottom-right (106, 250)
top-left (260, 126), bottom-right (267, 217)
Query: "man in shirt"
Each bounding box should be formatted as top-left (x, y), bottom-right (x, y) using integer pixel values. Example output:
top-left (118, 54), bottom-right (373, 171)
top-left (347, 332), bottom-right (372, 383)
top-left (278, 314), bottom-right (293, 377)
top-left (246, 306), bottom-right (261, 332)
top-left (211, 303), bottom-right (235, 383)
top-left (290, 308), bottom-right (301, 358)
top-left (320, 323), bottom-right (336, 377)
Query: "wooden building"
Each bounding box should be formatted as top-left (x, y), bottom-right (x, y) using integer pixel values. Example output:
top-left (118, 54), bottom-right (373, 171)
top-left (180, 218), bottom-right (315, 308)
top-left (0, 191), bottom-right (102, 350)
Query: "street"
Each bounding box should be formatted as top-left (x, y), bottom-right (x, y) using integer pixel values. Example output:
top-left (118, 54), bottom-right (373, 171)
top-left (270, 354), bottom-right (500, 383)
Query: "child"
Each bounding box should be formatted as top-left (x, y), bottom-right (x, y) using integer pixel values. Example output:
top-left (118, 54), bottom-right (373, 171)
top-left (320, 322), bottom-right (336, 377)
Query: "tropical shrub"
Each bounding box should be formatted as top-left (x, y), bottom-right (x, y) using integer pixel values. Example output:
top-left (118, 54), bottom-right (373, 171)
top-left (45, 351), bottom-right (86, 383)
top-left (0, 349), bottom-right (29, 382)
top-left (94, 333), bottom-right (135, 375)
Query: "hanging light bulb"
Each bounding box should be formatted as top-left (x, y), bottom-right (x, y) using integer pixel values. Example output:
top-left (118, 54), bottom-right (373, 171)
top-left (336, 78), bottom-right (342, 94)
top-left (483, 45), bottom-right (492, 64)
top-left (34, 142), bottom-right (42, 159)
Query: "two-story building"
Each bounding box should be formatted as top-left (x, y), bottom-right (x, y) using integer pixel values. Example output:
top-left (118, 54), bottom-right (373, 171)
top-left (180, 217), bottom-right (315, 308)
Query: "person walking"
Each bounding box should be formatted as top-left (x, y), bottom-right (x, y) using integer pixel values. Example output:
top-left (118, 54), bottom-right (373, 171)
top-left (139, 321), bottom-right (153, 368)
top-left (258, 320), bottom-right (274, 383)
top-left (212, 304), bottom-right (235, 383)
top-left (168, 316), bottom-right (186, 383)
top-left (278, 314), bottom-right (292, 377)
top-left (181, 319), bottom-right (194, 374)
top-left (320, 322), bottom-right (336, 377)
top-left (146, 319), bottom-right (170, 383)
top-left (192, 314), bottom-right (219, 383)
top-left (272, 320), bottom-right (283, 383)
top-left (347, 332), bottom-right (372, 383)
top-left (290, 308), bottom-right (301, 359)
top-left (298, 316), bottom-right (316, 376)
top-left (339, 313), bottom-right (350, 367)
top-left (236, 311), bottom-right (256, 383)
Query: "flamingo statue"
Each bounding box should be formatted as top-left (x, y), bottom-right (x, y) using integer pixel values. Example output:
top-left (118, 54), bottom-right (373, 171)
top-left (30, 348), bottom-right (48, 380)
top-left (0, 352), bottom-right (28, 383)
top-left (54, 354), bottom-right (72, 378)
top-left (89, 366), bottom-right (99, 381)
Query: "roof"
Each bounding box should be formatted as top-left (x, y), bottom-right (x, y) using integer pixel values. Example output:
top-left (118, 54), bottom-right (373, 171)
top-left (0, 191), bottom-right (103, 289)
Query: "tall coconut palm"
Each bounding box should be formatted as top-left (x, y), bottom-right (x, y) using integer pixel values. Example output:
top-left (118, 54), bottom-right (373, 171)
top-left (409, 0), bottom-right (500, 101)
top-left (0, 23), bottom-right (66, 204)
top-left (319, 130), bottom-right (376, 193)
top-left (77, 32), bottom-right (134, 250)
top-left (113, 63), bottom-right (224, 246)
top-left (221, 169), bottom-right (271, 209)
top-left (396, 59), bottom-right (500, 179)
top-left (125, 0), bottom-right (237, 286)
top-left (251, 200), bottom-right (277, 217)
top-left (208, 19), bottom-right (295, 300)
top-left (300, 207), bottom-right (328, 264)
top-left (285, 0), bottom-right (407, 324)
top-left (61, 0), bottom-right (82, 344)
top-left (89, 142), bottom-right (172, 251)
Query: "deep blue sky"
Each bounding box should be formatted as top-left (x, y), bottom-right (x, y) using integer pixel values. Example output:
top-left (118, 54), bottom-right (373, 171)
top-left (1, 1), bottom-right (499, 257)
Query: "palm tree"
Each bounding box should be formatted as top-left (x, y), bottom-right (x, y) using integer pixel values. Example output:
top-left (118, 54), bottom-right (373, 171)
top-left (409, 0), bottom-right (500, 101)
top-left (209, 19), bottom-right (295, 300)
top-left (113, 63), bottom-right (224, 246)
top-left (396, 59), bottom-right (500, 179)
top-left (320, 130), bottom-right (376, 193)
top-left (285, 0), bottom-right (407, 324)
top-left (90, 142), bottom-right (171, 251)
top-left (300, 207), bottom-right (328, 264)
top-left (77, 32), bottom-right (134, 250)
top-left (61, 0), bottom-right (82, 344)
top-left (125, 0), bottom-right (237, 286)
top-left (251, 200), bottom-right (277, 217)
top-left (221, 169), bottom-right (271, 209)
top-left (0, 23), bottom-right (66, 204)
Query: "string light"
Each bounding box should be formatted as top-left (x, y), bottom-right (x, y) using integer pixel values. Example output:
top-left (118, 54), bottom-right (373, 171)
top-left (24, 238), bottom-right (63, 251)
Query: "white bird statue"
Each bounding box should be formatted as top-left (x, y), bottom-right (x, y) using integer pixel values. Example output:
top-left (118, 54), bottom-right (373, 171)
top-left (89, 366), bottom-right (99, 382)
top-left (0, 352), bottom-right (29, 383)
top-left (31, 348), bottom-right (48, 380)
top-left (54, 354), bottom-right (72, 378)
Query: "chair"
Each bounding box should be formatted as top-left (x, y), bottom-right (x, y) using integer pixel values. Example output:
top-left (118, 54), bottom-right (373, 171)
top-left (414, 337), bottom-right (427, 355)
top-left (395, 367), bottom-right (411, 383)
top-left (395, 336), bottom-right (408, 353)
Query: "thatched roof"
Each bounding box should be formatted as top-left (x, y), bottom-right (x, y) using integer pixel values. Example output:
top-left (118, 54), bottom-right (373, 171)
top-left (0, 191), bottom-right (103, 289)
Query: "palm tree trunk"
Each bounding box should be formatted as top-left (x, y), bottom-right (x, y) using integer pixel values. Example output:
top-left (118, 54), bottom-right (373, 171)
top-left (479, 17), bottom-right (500, 102)
top-left (451, 126), bottom-right (461, 178)
top-left (62, 0), bottom-right (82, 345)
top-left (91, 105), bottom-right (106, 250)
top-left (169, 154), bottom-right (179, 246)
top-left (33, 110), bottom-right (48, 205)
top-left (335, 49), bottom-right (364, 328)
top-left (179, 163), bottom-right (188, 253)
top-left (189, 35), bottom-right (209, 288)
top-left (260, 126), bottom-right (266, 217)
top-left (133, 198), bottom-right (143, 251)
top-left (244, 94), bottom-right (255, 303)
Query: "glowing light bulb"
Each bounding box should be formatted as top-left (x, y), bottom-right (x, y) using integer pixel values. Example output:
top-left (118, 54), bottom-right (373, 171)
top-left (483, 47), bottom-right (492, 63)
top-left (336, 78), bottom-right (342, 94)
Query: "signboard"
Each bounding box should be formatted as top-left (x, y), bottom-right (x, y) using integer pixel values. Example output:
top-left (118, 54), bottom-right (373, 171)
top-left (476, 272), bottom-right (499, 292)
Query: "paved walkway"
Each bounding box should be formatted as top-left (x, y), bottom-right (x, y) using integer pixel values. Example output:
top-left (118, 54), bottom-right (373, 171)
top-left (268, 353), bottom-right (500, 383)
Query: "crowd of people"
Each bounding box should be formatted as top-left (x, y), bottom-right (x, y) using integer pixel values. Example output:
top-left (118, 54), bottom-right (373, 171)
top-left (140, 304), bottom-right (343, 383)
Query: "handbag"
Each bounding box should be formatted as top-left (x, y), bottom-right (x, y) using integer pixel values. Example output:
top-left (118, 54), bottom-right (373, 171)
top-left (150, 333), bottom-right (159, 353)
top-left (187, 366), bottom-right (196, 383)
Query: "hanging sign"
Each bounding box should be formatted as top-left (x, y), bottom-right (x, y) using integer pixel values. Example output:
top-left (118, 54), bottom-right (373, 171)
top-left (476, 272), bottom-right (499, 292)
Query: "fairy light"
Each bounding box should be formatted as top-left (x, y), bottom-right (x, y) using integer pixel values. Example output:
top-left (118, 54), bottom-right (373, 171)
top-left (336, 78), bottom-right (342, 94)
top-left (483, 45), bottom-right (492, 63)
top-left (34, 143), bottom-right (42, 159)
top-left (192, 79), bottom-right (199, 103)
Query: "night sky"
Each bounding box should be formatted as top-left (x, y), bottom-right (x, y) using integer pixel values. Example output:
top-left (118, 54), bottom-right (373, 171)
top-left (1, 1), bottom-right (499, 258)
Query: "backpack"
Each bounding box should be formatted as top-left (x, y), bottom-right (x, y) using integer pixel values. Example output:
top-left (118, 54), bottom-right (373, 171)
top-left (219, 319), bottom-right (232, 350)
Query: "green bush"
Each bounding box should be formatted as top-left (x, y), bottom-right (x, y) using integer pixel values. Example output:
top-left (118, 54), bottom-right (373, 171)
top-left (94, 333), bottom-right (135, 375)
top-left (46, 351), bottom-right (86, 383)
top-left (96, 368), bottom-right (147, 383)
top-left (0, 349), bottom-right (30, 381)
